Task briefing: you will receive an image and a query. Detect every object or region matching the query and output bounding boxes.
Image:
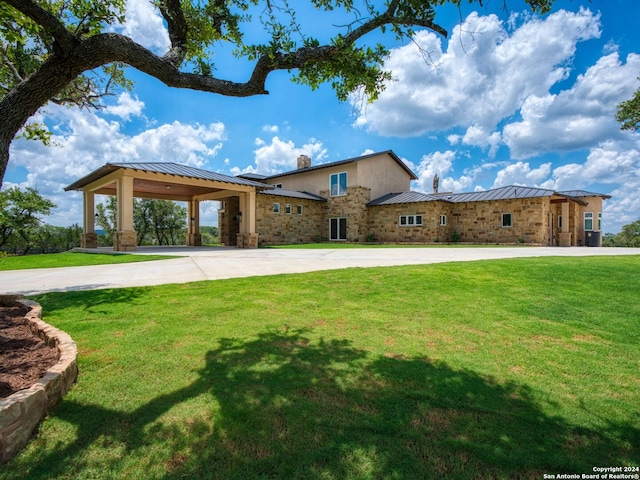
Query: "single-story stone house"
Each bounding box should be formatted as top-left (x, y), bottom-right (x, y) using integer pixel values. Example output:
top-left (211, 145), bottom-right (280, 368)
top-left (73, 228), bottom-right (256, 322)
top-left (219, 150), bottom-right (610, 247)
top-left (66, 150), bottom-right (609, 250)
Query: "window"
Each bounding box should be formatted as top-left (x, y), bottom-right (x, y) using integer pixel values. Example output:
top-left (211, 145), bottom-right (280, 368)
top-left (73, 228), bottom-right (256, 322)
top-left (502, 213), bottom-right (512, 227)
top-left (399, 215), bottom-right (423, 226)
top-left (273, 203), bottom-right (280, 214)
top-left (439, 215), bottom-right (447, 226)
top-left (597, 212), bottom-right (602, 231)
top-left (297, 205), bottom-right (303, 215)
top-left (330, 172), bottom-right (347, 197)
top-left (330, 218), bottom-right (347, 241)
top-left (274, 183), bottom-right (282, 188)
top-left (584, 212), bottom-right (593, 231)
top-left (285, 204), bottom-right (292, 214)
top-left (558, 215), bottom-right (563, 229)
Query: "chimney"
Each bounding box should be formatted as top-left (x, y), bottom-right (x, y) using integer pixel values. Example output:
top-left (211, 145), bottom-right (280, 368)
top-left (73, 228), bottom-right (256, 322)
top-left (297, 155), bottom-right (311, 169)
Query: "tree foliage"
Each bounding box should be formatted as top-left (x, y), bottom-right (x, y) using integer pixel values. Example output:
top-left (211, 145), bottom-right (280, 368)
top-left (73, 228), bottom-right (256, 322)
top-left (0, 0), bottom-right (556, 186)
top-left (96, 197), bottom-right (188, 246)
top-left (616, 80), bottom-right (640, 132)
top-left (0, 186), bottom-right (57, 254)
top-left (602, 219), bottom-right (640, 248)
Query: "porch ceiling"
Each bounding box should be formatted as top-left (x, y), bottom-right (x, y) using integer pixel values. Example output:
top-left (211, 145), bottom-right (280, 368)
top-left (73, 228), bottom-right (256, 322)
top-left (93, 178), bottom-right (220, 200)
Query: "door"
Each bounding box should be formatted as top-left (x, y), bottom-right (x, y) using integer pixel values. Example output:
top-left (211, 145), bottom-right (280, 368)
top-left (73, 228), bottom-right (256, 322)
top-left (330, 218), bottom-right (347, 241)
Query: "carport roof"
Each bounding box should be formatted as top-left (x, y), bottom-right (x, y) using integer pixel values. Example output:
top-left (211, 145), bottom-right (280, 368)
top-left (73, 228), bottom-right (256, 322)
top-left (65, 162), bottom-right (272, 191)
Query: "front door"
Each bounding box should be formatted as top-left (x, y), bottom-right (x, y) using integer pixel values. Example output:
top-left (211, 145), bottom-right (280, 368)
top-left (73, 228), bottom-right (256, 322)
top-left (330, 217), bottom-right (347, 241)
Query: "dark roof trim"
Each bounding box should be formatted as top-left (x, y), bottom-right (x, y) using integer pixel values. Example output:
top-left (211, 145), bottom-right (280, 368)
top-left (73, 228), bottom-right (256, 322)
top-left (65, 162), bottom-right (272, 191)
top-left (251, 150), bottom-right (418, 181)
top-left (259, 189), bottom-right (327, 202)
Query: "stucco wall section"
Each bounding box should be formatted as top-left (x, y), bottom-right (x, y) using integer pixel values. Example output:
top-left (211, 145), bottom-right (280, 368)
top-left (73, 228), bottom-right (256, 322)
top-left (0, 296), bottom-right (78, 464)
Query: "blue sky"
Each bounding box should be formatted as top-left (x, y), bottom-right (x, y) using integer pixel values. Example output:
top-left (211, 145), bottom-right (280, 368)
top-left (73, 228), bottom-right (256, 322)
top-left (5, 0), bottom-right (640, 233)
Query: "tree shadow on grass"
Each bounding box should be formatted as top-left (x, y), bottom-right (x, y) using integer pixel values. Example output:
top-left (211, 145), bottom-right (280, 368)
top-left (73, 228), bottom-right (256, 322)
top-left (31, 287), bottom-right (150, 315)
top-left (7, 328), bottom-right (638, 480)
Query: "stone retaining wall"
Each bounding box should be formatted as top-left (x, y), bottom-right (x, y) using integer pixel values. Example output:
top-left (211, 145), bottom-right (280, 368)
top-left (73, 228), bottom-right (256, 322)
top-left (0, 295), bottom-right (78, 464)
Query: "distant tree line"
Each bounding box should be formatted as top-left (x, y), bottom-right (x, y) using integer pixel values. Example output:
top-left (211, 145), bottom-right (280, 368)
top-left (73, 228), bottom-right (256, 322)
top-left (1, 187), bottom-right (218, 254)
top-left (0, 186), bottom-right (80, 254)
top-left (602, 219), bottom-right (640, 247)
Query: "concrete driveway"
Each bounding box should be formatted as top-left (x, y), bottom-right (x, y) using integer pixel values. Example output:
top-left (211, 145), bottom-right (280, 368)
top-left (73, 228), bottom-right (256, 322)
top-left (1, 246), bottom-right (638, 295)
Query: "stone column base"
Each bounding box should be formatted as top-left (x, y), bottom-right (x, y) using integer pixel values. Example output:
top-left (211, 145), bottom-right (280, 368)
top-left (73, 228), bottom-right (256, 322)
top-left (187, 233), bottom-right (202, 247)
top-left (114, 231), bottom-right (137, 252)
top-left (558, 232), bottom-right (572, 247)
top-left (81, 233), bottom-right (97, 249)
top-left (236, 233), bottom-right (259, 249)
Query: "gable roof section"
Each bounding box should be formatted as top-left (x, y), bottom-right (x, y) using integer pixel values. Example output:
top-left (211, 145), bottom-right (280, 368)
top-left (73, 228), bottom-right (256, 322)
top-left (259, 188), bottom-right (327, 202)
top-left (65, 162), bottom-right (272, 191)
top-left (244, 150), bottom-right (418, 182)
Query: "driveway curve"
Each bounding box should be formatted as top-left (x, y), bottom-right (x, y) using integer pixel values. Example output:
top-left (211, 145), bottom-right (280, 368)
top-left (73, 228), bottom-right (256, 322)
top-left (2, 246), bottom-right (638, 295)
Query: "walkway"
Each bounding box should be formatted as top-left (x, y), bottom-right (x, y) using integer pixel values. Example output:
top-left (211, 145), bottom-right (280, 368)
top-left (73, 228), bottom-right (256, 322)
top-left (2, 246), bottom-right (638, 295)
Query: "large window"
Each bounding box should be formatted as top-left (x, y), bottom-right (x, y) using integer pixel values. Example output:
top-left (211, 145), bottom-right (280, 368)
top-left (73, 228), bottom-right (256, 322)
top-left (399, 215), bottom-right (423, 226)
top-left (330, 218), bottom-right (347, 241)
top-left (584, 212), bottom-right (594, 230)
top-left (502, 213), bottom-right (512, 227)
top-left (330, 172), bottom-right (347, 197)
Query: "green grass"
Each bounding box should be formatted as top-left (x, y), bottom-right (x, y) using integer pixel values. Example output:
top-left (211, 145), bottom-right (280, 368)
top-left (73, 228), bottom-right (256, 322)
top-left (3, 256), bottom-right (639, 479)
top-left (0, 252), bottom-right (177, 271)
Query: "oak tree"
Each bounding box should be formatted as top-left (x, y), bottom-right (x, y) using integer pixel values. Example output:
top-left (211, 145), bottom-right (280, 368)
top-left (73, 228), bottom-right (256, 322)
top-left (0, 0), bottom-right (555, 186)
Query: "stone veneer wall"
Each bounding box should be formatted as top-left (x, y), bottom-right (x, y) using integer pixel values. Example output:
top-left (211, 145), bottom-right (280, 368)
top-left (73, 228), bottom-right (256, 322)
top-left (368, 203), bottom-right (452, 243)
top-left (451, 197), bottom-right (549, 244)
top-left (368, 197), bottom-right (549, 244)
top-left (0, 296), bottom-right (78, 464)
top-left (321, 186), bottom-right (371, 242)
top-left (256, 194), bottom-right (326, 246)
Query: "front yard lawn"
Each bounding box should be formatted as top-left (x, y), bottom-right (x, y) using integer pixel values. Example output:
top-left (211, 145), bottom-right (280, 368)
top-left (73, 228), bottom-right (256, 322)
top-left (4, 256), bottom-right (639, 479)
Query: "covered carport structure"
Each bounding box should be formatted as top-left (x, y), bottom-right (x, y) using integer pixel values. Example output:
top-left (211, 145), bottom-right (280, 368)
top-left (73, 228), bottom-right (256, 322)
top-left (65, 162), bottom-right (272, 251)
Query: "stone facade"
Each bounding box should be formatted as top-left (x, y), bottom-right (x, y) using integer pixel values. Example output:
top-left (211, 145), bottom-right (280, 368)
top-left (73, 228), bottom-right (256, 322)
top-left (368, 202), bottom-right (452, 243)
top-left (255, 194), bottom-right (326, 246)
top-left (217, 152), bottom-right (609, 247)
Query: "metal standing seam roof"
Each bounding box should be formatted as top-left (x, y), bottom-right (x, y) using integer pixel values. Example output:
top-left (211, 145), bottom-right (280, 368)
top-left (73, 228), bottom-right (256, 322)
top-left (367, 191), bottom-right (443, 206)
top-left (557, 190), bottom-right (612, 199)
top-left (64, 162), bottom-right (273, 191)
top-left (259, 188), bottom-right (327, 201)
top-left (367, 185), bottom-right (609, 206)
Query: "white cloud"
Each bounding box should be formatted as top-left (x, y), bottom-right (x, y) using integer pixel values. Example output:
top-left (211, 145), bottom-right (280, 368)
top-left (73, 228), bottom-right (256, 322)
top-left (263, 124), bottom-right (279, 133)
top-left (492, 161), bottom-right (553, 187)
top-left (104, 92), bottom-right (145, 121)
top-left (354, 8), bottom-right (601, 136)
top-left (503, 52), bottom-right (640, 158)
top-left (231, 136), bottom-right (327, 176)
top-left (9, 105), bottom-right (226, 226)
top-left (114, 0), bottom-right (170, 53)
